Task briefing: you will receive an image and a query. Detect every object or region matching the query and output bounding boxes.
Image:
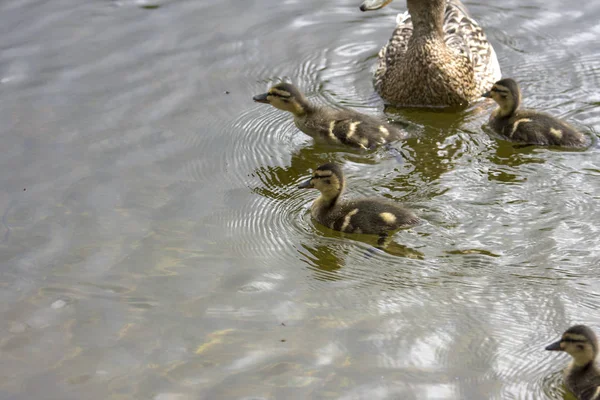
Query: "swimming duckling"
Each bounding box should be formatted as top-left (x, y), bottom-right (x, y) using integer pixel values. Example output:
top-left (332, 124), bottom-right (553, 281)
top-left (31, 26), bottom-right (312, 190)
top-left (359, 0), bottom-right (501, 107)
top-left (483, 78), bottom-right (590, 148)
top-left (546, 325), bottom-right (600, 400)
top-left (253, 83), bottom-right (407, 149)
top-left (298, 163), bottom-right (418, 237)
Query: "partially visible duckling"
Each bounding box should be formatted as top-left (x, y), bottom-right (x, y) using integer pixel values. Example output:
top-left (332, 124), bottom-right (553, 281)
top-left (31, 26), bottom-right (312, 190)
top-left (546, 325), bottom-right (600, 400)
top-left (298, 163), bottom-right (418, 237)
top-left (253, 83), bottom-right (407, 149)
top-left (483, 78), bottom-right (590, 148)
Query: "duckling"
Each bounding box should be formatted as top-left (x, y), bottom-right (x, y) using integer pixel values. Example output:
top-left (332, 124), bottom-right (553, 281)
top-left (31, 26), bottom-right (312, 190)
top-left (546, 325), bottom-right (600, 400)
top-left (359, 0), bottom-right (501, 107)
top-left (483, 78), bottom-right (590, 148)
top-left (298, 163), bottom-right (418, 237)
top-left (253, 83), bottom-right (407, 149)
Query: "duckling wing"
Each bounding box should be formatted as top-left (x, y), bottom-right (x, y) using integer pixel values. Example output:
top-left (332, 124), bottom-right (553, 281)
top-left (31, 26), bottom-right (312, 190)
top-left (332, 199), bottom-right (418, 235)
top-left (329, 113), bottom-right (406, 149)
top-left (444, 0), bottom-right (501, 94)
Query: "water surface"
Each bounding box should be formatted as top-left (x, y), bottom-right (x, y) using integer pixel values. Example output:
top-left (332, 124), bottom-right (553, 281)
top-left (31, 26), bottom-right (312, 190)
top-left (1, 0), bottom-right (600, 399)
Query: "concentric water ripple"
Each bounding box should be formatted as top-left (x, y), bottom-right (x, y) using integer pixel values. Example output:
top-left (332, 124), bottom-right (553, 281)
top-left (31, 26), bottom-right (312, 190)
top-left (1, 0), bottom-right (600, 399)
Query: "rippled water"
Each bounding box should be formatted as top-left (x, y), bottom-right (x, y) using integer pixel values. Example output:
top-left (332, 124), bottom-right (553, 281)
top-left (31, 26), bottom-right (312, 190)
top-left (1, 0), bottom-right (599, 399)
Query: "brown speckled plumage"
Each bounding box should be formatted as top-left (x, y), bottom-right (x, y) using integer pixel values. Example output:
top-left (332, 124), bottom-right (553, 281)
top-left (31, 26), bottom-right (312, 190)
top-left (370, 0), bottom-right (501, 107)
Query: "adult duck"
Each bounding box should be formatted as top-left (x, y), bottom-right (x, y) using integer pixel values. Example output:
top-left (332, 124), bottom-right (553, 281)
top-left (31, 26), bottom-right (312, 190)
top-left (360, 0), bottom-right (501, 108)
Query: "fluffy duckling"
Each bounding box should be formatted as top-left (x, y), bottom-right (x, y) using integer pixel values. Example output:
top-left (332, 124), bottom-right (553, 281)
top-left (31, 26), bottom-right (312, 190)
top-left (359, 0), bottom-right (501, 107)
top-left (483, 78), bottom-right (590, 148)
top-left (298, 163), bottom-right (418, 236)
top-left (253, 83), bottom-right (406, 149)
top-left (546, 325), bottom-right (600, 400)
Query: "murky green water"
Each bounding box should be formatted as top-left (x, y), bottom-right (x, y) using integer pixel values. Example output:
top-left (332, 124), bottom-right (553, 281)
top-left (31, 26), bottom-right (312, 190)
top-left (1, 0), bottom-right (599, 399)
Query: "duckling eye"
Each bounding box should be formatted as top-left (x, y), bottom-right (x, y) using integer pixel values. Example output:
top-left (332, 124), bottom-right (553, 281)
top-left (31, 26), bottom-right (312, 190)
top-left (577, 344), bottom-right (585, 350)
top-left (324, 179), bottom-right (331, 184)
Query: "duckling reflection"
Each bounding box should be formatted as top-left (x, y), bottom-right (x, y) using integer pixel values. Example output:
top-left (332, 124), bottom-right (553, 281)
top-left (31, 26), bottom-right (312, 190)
top-left (546, 325), bottom-right (600, 400)
top-left (253, 83), bottom-right (407, 149)
top-left (359, 0), bottom-right (501, 107)
top-left (298, 163), bottom-right (418, 245)
top-left (299, 243), bottom-right (345, 281)
top-left (483, 79), bottom-right (590, 148)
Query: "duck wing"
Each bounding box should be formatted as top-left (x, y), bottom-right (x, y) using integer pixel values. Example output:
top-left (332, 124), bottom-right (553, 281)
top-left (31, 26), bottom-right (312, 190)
top-left (443, 0), bottom-right (502, 93)
top-left (374, 10), bottom-right (412, 92)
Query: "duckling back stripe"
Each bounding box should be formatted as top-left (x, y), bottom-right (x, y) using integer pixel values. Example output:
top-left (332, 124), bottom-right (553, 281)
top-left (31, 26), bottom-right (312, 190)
top-left (341, 208), bottom-right (359, 232)
top-left (328, 121), bottom-right (339, 142)
top-left (379, 125), bottom-right (390, 137)
top-left (346, 121), bottom-right (361, 140)
top-left (510, 118), bottom-right (531, 137)
top-left (549, 128), bottom-right (563, 139)
top-left (379, 212), bottom-right (397, 224)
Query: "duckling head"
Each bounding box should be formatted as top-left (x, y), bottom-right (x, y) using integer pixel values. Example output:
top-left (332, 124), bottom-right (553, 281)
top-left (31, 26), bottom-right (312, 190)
top-left (546, 325), bottom-right (598, 367)
top-left (253, 83), bottom-right (310, 116)
top-left (359, 0), bottom-right (393, 11)
top-left (482, 78), bottom-right (522, 117)
top-left (298, 163), bottom-right (345, 200)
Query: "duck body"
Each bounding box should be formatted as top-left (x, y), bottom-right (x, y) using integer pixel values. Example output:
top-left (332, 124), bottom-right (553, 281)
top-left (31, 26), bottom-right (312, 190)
top-left (299, 163), bottom-right (418, 235)
top-left (361, 0), bottom-right (501, 107)
top-left (563, 362), bottom-right (600, 400)
top-left (484, 78), bottom-right (590, 148)
top-left (546, 325), bottom-right (600, 400)
top-left (253, 83), bottom-right (406, 149)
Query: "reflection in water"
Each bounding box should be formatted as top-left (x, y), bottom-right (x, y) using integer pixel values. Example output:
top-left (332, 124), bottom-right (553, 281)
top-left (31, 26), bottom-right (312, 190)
top-left (0, 0), bottom-right (600, 399)
top-left (299, 243), bottom-right (345, 280)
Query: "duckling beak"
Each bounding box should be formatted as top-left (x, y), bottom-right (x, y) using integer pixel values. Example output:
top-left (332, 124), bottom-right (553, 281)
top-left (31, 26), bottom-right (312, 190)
top-left (298, 178), bottom-right (314, 189)
top-left (359, 0), bottom-right (393, 11)
top-left (481, 91), bottom-right (491, 98)
top-left (253, 93), bottom-right (270, 104)
top-left (545, 340), bottom-right (562, 351)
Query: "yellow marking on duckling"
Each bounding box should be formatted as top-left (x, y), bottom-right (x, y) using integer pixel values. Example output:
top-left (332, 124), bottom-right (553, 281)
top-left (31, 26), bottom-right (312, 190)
top-left (314, 171), bottom-right (333, 178)
top-left (593, 386), bottom-right (600, 399)
top-left (328, 121), bottom-right (339, 142)
top-left (563, 333), bottom-right (588, 342)
top-left (340, 208), bottom-right (359, 232)
top-left (379, 212), bottom-right (397, 225)
top-left (359, 137), bottom-right (369, 148)
top-left (269, 88), bottom-right (290, 97)
top-left (510, 118), bottom-right (531, 137)
top-left (346, 121), bottom-right (361, 140)
top-left (379, 125), bottom-right (390, 137)
top-left (549, 128), bottom-right (563, 138)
